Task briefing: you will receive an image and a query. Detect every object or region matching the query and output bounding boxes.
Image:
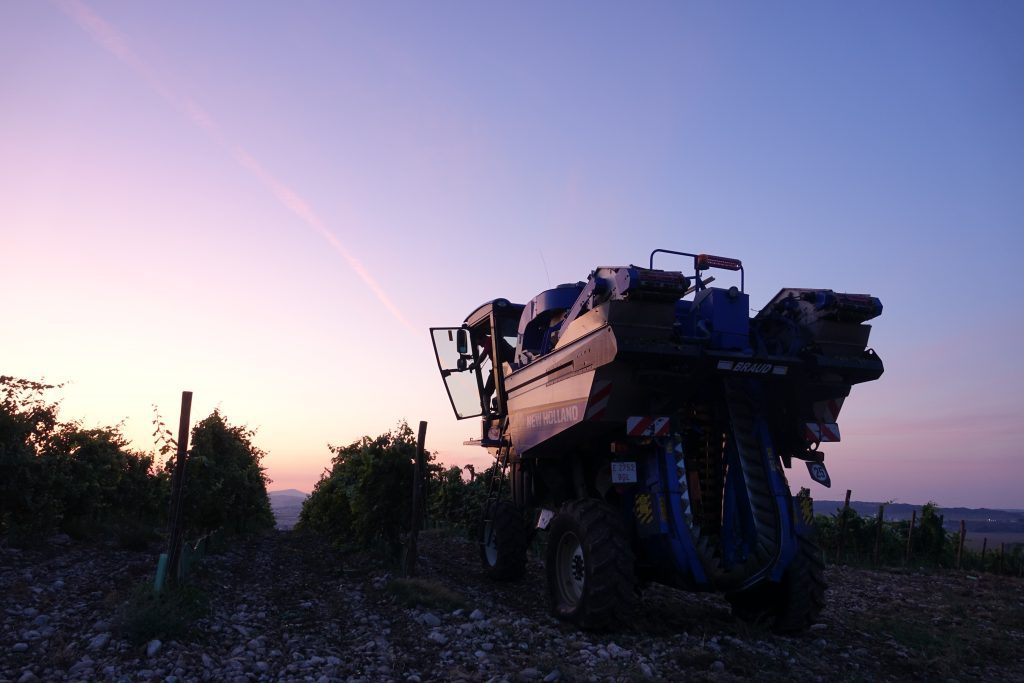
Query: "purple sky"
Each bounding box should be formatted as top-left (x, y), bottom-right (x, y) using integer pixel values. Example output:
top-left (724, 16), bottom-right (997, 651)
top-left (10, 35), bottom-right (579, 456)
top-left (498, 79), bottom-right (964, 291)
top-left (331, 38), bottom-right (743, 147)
top-left (2, 1), bottom-right (1022, 508)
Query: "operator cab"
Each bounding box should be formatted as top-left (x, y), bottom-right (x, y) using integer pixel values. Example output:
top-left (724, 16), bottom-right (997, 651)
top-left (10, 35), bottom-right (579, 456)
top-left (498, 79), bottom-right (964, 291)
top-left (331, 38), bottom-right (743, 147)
top-left (429, 298), bottom-right (522, 445)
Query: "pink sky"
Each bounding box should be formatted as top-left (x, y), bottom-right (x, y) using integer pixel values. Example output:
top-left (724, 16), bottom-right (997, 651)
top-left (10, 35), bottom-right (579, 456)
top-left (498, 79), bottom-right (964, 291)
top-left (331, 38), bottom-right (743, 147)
top-left (2, 2), bottom-right (1021, 508)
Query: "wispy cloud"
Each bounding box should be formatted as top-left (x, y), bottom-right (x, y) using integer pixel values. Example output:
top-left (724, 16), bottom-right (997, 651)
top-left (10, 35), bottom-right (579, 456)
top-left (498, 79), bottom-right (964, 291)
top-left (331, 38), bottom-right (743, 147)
top-left (231, 148), bottom-right (413, 328)
top-left (56, 0), bottom-right (415, 333)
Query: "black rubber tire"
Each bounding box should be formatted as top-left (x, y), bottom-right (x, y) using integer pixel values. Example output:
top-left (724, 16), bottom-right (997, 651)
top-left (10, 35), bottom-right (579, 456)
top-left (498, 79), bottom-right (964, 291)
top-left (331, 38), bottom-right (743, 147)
top-left (479, 500), bottom-right (527, 580)
top-left (545, 499), bottom-right (634, 630)
top-left (726, 533), bottom-right (826, 633)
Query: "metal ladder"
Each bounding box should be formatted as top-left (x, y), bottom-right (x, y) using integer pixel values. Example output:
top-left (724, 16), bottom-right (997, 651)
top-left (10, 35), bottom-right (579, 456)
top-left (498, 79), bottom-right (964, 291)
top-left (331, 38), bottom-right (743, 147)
top-left (480, 437), bottom-right (513, 543)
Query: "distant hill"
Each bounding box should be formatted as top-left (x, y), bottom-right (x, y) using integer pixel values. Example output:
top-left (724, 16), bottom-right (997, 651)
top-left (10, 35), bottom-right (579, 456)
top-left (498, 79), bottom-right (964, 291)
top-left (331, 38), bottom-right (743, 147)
top-left (268, 489), bottom-right (308, 530)
top-left (271, 488), bottom-right (308, 498)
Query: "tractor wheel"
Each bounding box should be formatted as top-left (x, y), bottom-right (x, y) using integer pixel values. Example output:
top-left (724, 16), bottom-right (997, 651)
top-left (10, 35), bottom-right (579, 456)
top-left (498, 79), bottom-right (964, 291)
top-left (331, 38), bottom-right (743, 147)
top-left (545, 499), bottom-right (634, 629)
top-left (726, 533), bottom-right (826, 633)
top-left (479, 500), bottom-right (527, 580)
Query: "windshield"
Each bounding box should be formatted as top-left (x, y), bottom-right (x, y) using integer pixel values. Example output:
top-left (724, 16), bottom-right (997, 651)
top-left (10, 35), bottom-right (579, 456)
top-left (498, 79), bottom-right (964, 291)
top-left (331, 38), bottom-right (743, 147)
top-left (431, 327), bottom-right (484, 419)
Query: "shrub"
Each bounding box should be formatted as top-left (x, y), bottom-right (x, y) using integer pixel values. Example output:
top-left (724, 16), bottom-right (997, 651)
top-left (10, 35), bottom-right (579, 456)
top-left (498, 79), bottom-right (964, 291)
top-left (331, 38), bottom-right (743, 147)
top-left (914, 502), bottom-right (950, 564)
top-left (298, 422), bottom-right (427, 556)
top-left (172, 410), bottom-right (275, 536)
top-left (816, 500), bottom-right (957, 568)
top-left (0, 376), bottom-right (63, 537)
top-left (1, 376), bottom-right (276, 546)
top-left (428, 464), bottom-right (488, 535)
top-left (0, 376), bottom-right (169, 543)
top-left (296, 469), bottom-right (353, 543)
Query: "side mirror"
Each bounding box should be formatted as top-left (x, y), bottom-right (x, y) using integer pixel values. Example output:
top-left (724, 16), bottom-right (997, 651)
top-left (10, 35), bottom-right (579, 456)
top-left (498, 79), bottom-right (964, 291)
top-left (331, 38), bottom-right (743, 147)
top-left (456, 328), bottom-right (470, 355)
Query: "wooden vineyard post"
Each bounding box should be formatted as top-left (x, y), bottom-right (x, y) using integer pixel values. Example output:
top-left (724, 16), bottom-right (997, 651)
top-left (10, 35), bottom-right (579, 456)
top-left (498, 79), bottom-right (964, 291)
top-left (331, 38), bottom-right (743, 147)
top-left (835, 489), bottom-right (852, 564)
top-left (404, 421), bottom-right (428, 577)
top-left (905, 509), bottom-right (916, 565)
top-left (998, 542), bottom-right (1004, 575)
top-left (165, 391), bottom-right (193, 586)
top-left (956, 520), bottom-right (966, 570)
top-left (873, 503), bottom-right (885, 566)
top-left (981, 537), bottom-right (988, 570)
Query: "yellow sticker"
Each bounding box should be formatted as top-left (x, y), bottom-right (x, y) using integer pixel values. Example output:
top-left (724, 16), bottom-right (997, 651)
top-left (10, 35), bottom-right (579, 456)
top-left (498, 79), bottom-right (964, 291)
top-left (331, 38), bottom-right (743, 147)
top-left (634, 494), bottom-right (654, 524)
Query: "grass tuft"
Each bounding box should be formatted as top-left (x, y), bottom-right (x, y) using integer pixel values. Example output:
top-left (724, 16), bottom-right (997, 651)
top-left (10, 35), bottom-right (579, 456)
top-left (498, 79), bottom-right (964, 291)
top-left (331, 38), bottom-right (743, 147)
top-left (117, 582), bottom-right (209, 645)
top-left (386, 578), bottom-right (467, 611)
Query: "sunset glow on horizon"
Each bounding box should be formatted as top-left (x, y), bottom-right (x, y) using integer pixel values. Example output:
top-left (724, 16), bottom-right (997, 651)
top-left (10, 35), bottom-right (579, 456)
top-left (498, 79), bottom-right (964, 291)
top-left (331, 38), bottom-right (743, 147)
top-left (3, 2), bottom-right (1022, 508)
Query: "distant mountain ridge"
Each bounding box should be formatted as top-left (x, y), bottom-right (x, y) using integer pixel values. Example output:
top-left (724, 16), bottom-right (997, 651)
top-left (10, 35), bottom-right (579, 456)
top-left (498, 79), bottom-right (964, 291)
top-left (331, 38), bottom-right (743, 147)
top-left (270, 488), bottom-right (309, 499)
top-left (268, 489), bottom-right (308, 530)
top-left (814, 500), bottom-right (1022, 521)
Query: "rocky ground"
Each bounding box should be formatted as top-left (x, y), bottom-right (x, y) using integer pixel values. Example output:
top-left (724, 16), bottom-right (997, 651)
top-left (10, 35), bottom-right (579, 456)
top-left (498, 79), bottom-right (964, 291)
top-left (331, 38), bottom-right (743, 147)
top-left (2, 529), bottom-right (1022, 682)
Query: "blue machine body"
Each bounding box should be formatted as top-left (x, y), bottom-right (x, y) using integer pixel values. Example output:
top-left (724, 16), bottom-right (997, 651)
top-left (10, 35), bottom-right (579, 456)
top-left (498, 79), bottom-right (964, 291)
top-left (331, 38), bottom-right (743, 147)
top-left (431, 247), bottom-right (884, 615)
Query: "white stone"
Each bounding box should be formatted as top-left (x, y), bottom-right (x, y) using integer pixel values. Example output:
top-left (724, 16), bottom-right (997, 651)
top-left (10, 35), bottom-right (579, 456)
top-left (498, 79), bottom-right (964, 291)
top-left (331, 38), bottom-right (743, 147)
top-left (69, 658), bottom-right (94, 675)
top-left (88, 633), bottom-right (110, 650)
top-left (607, 643), bottom-right (630, 659)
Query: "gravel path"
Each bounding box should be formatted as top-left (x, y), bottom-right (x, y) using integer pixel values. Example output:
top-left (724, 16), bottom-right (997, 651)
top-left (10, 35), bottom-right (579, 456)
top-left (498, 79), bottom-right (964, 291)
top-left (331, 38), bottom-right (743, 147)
top-left (2, 530), bottom-right (1022, 682)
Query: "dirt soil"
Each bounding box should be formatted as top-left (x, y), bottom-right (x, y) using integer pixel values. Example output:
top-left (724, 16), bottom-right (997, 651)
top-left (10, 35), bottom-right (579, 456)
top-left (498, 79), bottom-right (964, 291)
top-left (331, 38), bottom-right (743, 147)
top-left (2, 529), bottom-right (1022, 682)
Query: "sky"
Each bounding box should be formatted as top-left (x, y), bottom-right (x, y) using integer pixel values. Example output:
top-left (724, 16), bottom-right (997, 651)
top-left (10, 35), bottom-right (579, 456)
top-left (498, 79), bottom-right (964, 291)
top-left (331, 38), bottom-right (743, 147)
top-left (2, 1), bottom-right (1022, 509)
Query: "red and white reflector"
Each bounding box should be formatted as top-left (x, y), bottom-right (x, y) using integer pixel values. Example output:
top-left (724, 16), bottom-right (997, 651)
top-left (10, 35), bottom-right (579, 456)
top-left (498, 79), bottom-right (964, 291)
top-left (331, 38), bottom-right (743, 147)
top-left (586, 380), bottom-right (613, 420)
top-left (812, 398), bottom-right (845, 424)
top-left (805, 422), bottom-right (841, 443)
top-left (627, 416), bottom-right (670, 437)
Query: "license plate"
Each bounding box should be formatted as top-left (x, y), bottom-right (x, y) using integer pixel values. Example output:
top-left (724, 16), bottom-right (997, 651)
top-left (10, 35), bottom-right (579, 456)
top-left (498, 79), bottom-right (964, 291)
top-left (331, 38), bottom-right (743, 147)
top-left (611, 461), bottom-right (637, 484)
